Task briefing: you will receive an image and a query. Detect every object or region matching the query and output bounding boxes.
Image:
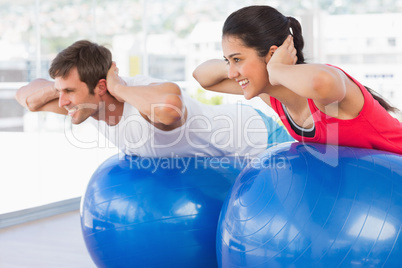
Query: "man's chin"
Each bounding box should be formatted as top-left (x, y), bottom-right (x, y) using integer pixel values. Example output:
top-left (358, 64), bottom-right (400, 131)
top-left (70, 116), bottom-right (86, 125)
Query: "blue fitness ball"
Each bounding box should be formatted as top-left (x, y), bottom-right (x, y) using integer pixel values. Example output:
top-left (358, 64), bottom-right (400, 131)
top-left (217, 142), bottom-right (402, 267)
top-left (81, 154), bottom-right (246, 268)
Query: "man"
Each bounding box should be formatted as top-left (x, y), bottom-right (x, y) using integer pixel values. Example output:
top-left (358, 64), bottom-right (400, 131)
top-left (16, 40), bottom-right (293, 157)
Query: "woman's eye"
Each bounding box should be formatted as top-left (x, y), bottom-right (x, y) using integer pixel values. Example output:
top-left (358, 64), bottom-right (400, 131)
top-left (234, 58), bottom-right (240, 63)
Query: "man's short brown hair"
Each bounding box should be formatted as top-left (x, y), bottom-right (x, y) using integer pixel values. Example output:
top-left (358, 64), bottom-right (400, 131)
top-left (49, 40), bottom-right (112, 94)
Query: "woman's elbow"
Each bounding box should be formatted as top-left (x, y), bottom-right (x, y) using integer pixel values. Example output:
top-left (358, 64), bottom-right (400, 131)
top-left (192, 70), bottom-right (207, 88)
top-left (312, 69), bottom-right (346, 104)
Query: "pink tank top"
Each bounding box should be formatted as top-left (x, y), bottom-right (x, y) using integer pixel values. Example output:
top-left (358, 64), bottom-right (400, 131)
top-left (270, 66), bottom-right (402, 154)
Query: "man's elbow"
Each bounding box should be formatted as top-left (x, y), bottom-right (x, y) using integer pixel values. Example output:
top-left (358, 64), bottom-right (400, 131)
top-left (15, 89), bottom-right (41, 112)
top-left (164, 82), bottom-right (181, 95)
top-left (156, 94), bottom-right (184, 126)
top-left (160, 109), bottom-right (183, 126)
top-left (15, 88), bottom-right (31, 110)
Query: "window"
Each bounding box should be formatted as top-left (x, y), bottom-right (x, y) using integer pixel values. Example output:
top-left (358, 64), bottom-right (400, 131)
top-left (1, 0), bottom-right (402, 219)
top-left (388, 37), bottom-right (396, 47)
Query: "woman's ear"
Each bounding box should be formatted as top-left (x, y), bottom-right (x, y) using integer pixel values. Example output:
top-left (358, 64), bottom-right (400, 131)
top-left (266, 45), bottom-right (278, 61)
top-left (264, 45), bottom-right (278, 63)
top-left (270, 45), bottom-right (278, 55)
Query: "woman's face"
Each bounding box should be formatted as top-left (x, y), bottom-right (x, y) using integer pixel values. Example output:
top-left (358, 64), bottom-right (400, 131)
top-left (222, 35), bottom-right (270, 100)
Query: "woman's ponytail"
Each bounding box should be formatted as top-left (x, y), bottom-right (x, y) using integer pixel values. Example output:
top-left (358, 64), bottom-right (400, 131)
top-left (288, 16), bottom-right (305, 64)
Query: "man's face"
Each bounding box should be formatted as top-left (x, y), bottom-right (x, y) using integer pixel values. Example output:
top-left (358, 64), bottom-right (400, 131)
top-left (55, 67), bottom-right (101, 124)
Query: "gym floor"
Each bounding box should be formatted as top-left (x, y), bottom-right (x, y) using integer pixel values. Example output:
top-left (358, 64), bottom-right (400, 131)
top-left (0, 210), bottom-right (95, 268)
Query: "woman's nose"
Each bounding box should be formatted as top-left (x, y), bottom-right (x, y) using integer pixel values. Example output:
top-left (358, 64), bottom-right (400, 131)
top-left (227, 64), bottom-right (239, 79)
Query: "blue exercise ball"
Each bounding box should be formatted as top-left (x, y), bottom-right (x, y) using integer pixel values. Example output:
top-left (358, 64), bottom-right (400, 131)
top-left (81, 154), bottom-right (245, 268)
top-left (217, 142), bottom-right (402, 267)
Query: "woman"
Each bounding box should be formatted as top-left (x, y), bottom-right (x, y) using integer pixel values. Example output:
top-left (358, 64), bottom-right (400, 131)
top-left (193, 5), bottom-right (402, 154)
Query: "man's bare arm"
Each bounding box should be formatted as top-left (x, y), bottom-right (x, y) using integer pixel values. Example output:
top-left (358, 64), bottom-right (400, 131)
top-left (15, 79), bottom-right (67, 115)
top-left (106, 63), bottom-right (185, 128)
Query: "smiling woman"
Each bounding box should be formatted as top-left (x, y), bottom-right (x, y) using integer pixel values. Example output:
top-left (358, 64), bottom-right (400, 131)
top-left (193, 5), bottom-right (402, 154)
top-left (2, 1), bottom-right (402, 268)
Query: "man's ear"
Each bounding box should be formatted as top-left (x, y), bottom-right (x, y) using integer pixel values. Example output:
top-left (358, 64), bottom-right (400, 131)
top-left (97, 79), bottom-right (108, 96)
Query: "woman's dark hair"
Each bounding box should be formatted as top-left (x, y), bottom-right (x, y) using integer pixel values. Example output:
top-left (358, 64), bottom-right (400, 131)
top-left (49, 40), bottom-right (112, 94)
top-left (223, 5), bottom-right (305, 64)
top-left (365, 86), bottom-right (399, 113)
top-left (223, 5), bottom-right (399, 113)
